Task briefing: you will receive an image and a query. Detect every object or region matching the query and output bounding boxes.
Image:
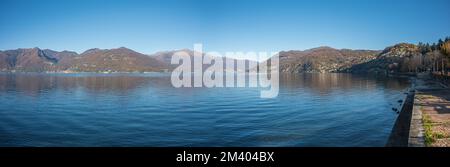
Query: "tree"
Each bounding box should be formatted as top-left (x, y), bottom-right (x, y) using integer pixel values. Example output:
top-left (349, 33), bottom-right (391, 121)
top-left (418, 42), bottom-right (427, 55)
top-left (442, 41), bottom-right (450, 56)
top-left (431, 43), bottom-right (438, 51)
top-left (442, 41), bottom-right (450, 74)
top-left (438, 39), bottom-right (444, 49)
top-left (425, 43), bottom-right (431, 53)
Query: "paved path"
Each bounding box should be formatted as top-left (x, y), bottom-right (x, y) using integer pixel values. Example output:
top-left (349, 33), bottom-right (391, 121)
top-left (410, 73), bottom-right (450, 147)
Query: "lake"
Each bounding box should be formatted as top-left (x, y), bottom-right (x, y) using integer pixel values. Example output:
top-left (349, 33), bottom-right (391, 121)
top-left (0, 73), bottom-right (410, 146)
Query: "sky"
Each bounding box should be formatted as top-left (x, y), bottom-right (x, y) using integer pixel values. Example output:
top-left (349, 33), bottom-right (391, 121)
top-left (1, 0), bottom-right (449, 55)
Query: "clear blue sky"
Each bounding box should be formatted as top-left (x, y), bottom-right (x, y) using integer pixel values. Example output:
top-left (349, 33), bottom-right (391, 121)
top-left (1, 0), bottom-right (449, 54)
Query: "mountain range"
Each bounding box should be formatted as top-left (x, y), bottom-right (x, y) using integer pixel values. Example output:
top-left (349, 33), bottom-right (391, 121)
top-left (0, 43), bottom-right (425, 74)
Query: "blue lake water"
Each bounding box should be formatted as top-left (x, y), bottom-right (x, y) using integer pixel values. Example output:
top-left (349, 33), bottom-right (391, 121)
top-left (0, 73), bottom-right (410, 146)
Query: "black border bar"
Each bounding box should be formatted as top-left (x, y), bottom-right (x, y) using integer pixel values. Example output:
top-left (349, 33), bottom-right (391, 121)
top-left (1, 147), bottom-right (450, 166)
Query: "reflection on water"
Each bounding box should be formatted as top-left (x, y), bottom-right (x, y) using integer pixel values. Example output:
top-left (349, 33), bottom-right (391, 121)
top-left (0, 73), bottom-right (410, 146)
top-left (0, 73), bottom-right (170, 96)
top-left (280, 73), bottom-right (408, 93)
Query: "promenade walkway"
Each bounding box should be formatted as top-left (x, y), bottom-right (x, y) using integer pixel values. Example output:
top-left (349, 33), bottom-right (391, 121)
top-left (410, 73), bottom-right (450, 147)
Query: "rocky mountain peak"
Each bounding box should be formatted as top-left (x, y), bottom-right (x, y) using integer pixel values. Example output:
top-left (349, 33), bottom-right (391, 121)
top-left (308, 46), bottom-right (336, 51)
top-left (380, 43), bottom-right (420, 58)
top-left (81, 48), bottom-right (103, 55)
